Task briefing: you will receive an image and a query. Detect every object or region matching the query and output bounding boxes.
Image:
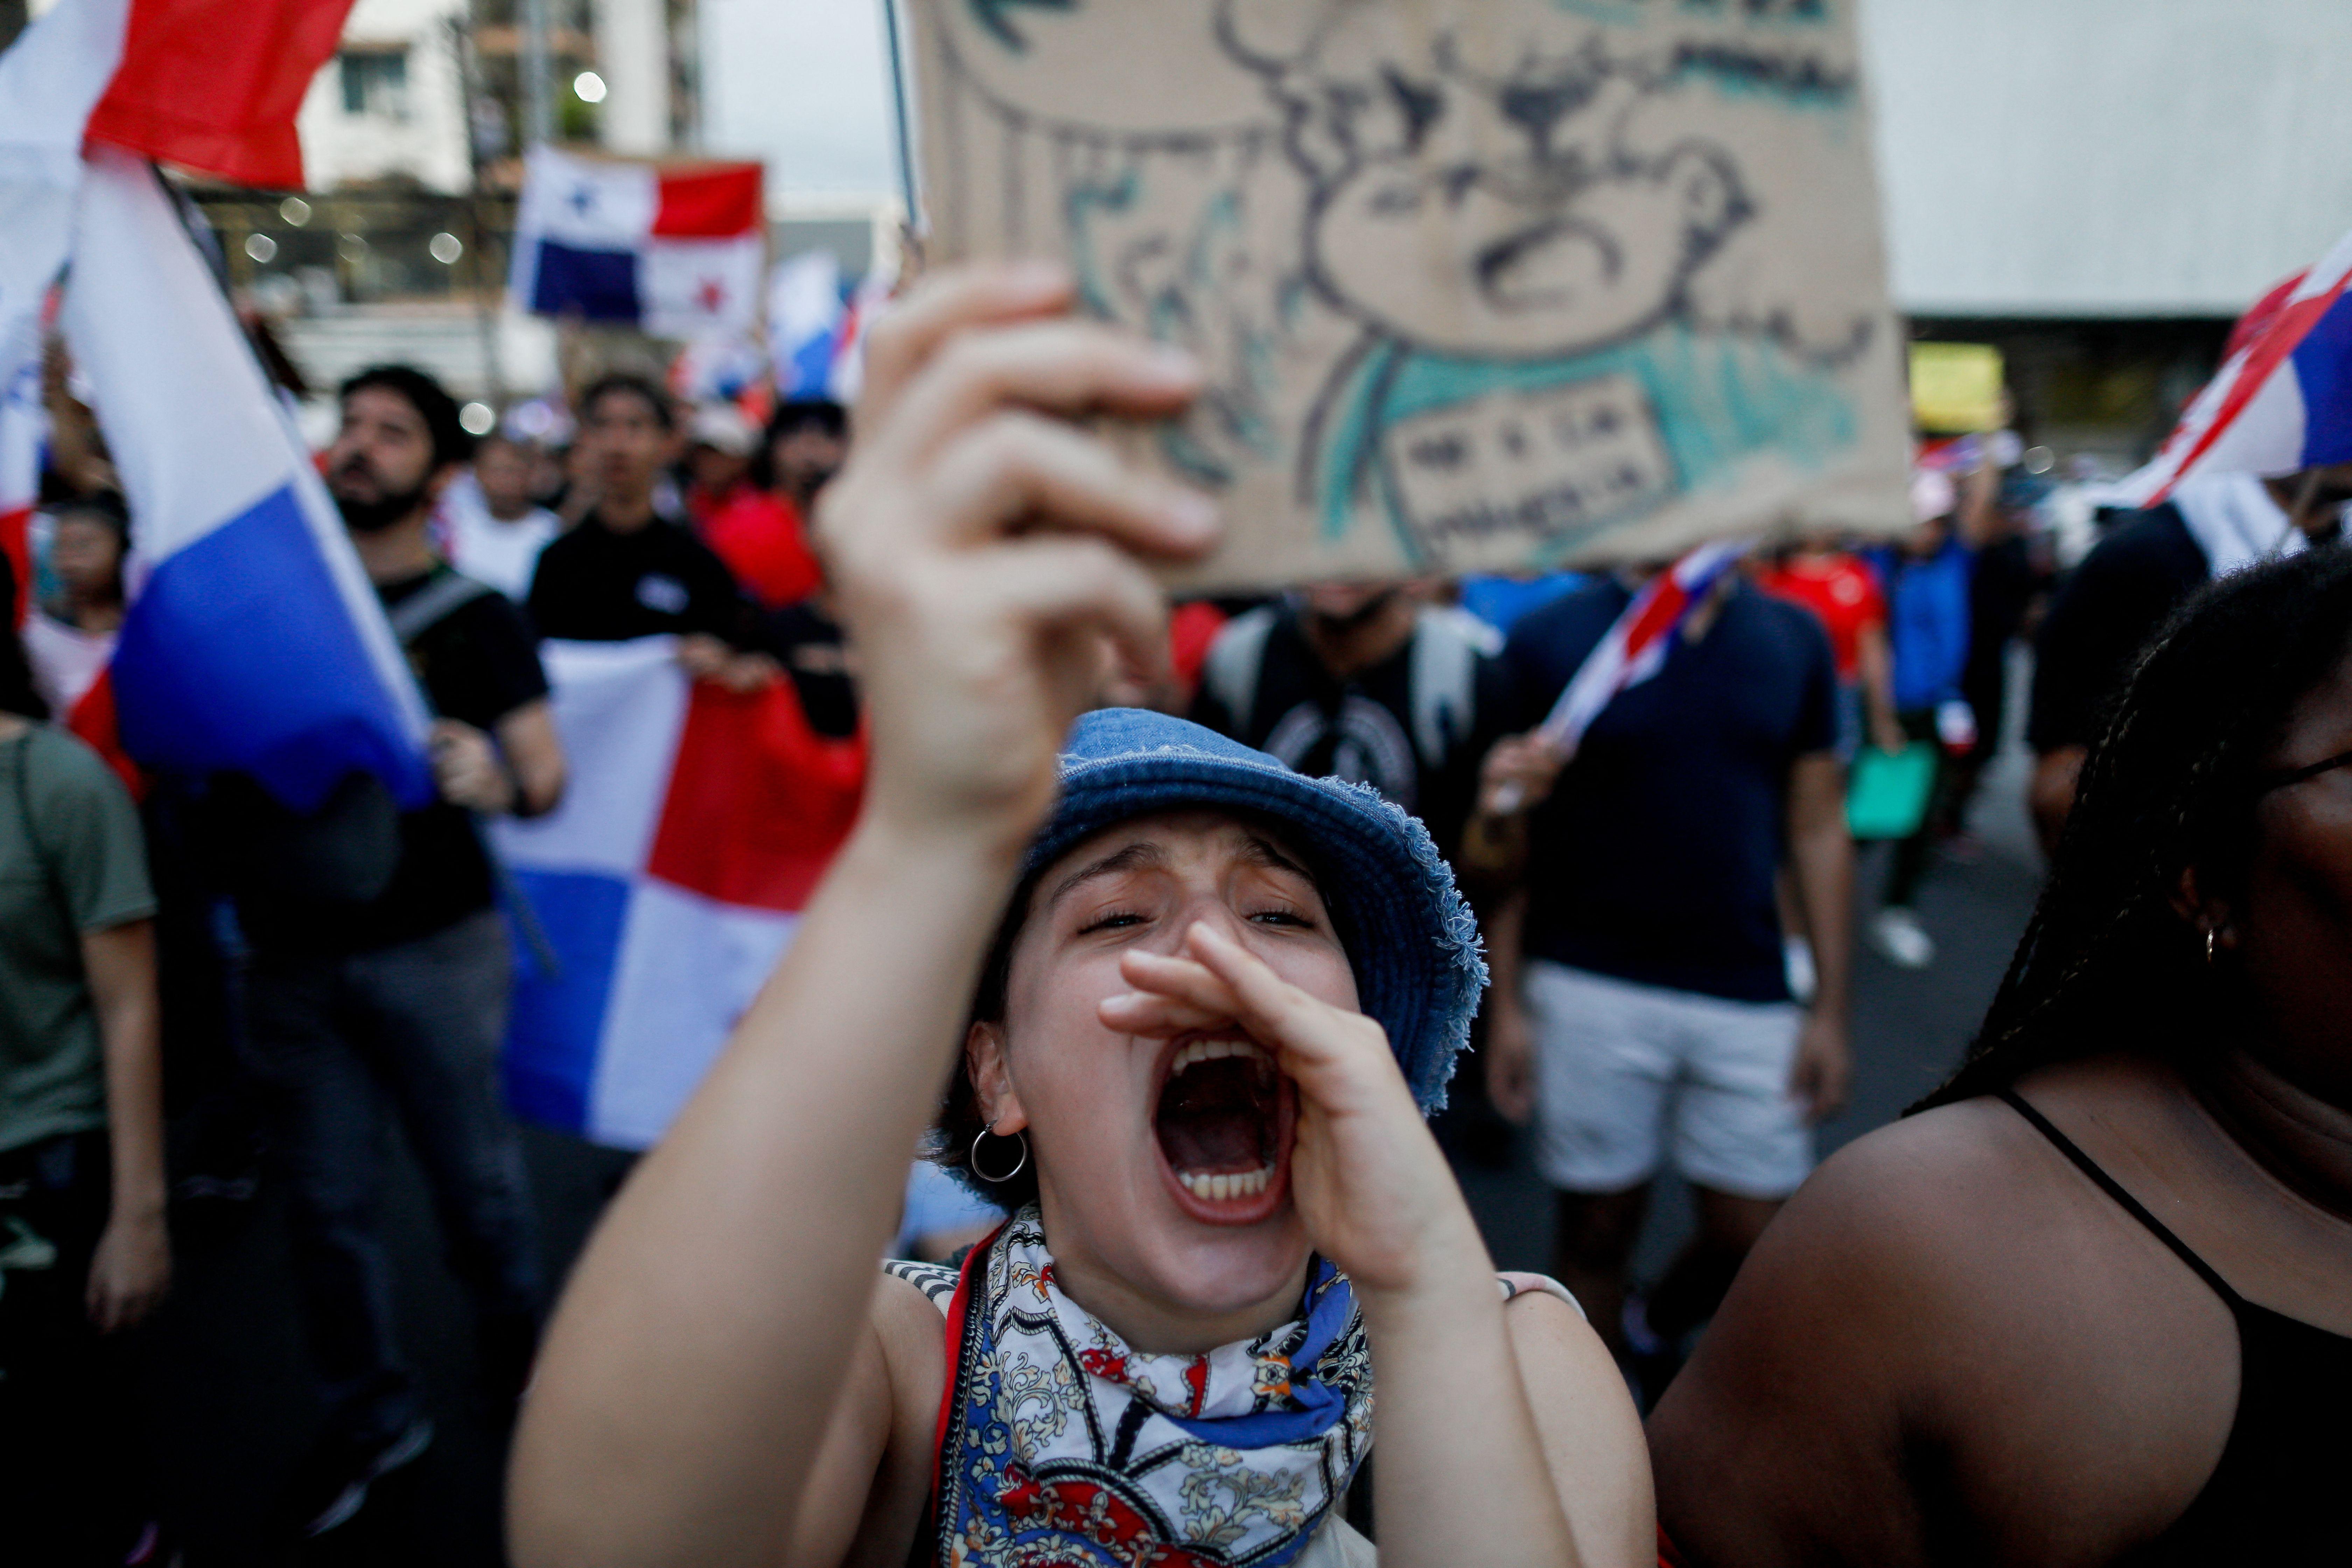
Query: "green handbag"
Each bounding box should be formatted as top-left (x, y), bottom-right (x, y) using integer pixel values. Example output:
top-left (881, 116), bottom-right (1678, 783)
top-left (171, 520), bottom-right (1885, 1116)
top-left (1847, 742), bottom-right (1938, 841)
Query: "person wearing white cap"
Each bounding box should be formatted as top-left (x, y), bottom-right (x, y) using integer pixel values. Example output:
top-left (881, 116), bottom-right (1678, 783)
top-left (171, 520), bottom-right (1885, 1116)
top-left (680, 402), bottom-right (757, 531)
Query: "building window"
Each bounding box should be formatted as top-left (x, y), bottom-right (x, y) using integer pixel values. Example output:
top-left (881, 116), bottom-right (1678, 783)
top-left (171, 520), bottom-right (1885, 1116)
top-left (340, 49), bottom-right (410, 120)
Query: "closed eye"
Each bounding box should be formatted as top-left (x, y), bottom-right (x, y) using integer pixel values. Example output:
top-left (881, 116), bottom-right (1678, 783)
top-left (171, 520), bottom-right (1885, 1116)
top-left (1077, 910), bottom-right (1149, 936)
top-left (1250, 908), bottom-right (1316, 930)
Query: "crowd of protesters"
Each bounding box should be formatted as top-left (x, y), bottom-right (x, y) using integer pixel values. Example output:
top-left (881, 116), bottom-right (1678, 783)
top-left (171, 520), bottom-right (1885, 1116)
top-left (3, 260), bottom-right (2348, 1566)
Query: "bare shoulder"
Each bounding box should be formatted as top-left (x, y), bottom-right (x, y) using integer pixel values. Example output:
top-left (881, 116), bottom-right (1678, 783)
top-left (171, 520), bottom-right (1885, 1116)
top-left (1646, 1104), bottom-right (2066, 1568)
top-left (1759, 1100), bottom-right (2051, 1279)
top-left (1503, 1288), bottom-right (1655, 1568)
top-left (872, 1269), bottom-right (950, 1422)
top-left (791, 1273), bottom-right (951, 1568)
top-left (1653, 1093), bottom-right (2241, 1568)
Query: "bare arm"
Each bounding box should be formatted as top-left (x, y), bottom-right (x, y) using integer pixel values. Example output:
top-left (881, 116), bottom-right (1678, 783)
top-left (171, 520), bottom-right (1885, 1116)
top-left (82, 918), bottom-right (170, 1332)
top-left (1784, 753), bottom-right (1852, 1121)
top-left (1456, 736), bottom-right (1562, 886)
top-left (783, 1281), bottom-right (946, 1568)
top-left (1367, 1273), bottom-right (1599, 1568)
top-left (507, 265), bottom-right (1214, 1568)
top-left (430, 699), bottom-right (565, 819)
top-left (1954, 455), bottom-right (2001, 549)
top-left (1855, 624), bottom-right (1905, 756)
top-left (2030, 745), bottom-right (2086, 863)
top-left (496, 698), bottom-right (567, 817)
top-left (1508, 1295), bottom-right (1655, 1568)
top-left (1648, 1143), bottom-right (1938, 1568)
top-left (1483, 890), bottom-right (1537, 1124)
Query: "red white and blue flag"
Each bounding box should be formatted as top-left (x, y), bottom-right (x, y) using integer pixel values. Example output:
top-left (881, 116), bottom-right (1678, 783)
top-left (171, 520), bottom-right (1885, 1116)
top-left (65, 145), bottom-right (436, 807)
top-left (769, 249), bottom-right (882, 404)
top-left (510, 146), bottom-right (766, 341)
top-left (2118, 228), bottom-right (2352, 506)
top-left (493, 640), bottom-right (864, 1148)
top-left (2, 0), bottom-right (428, 809)
top-left (0, 347), bottom-right (38, 629)
top-left (1531, 541), bottom-right (1750, 758)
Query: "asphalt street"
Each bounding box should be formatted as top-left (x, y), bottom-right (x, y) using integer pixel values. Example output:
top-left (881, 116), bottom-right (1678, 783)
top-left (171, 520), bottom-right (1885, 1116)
top-left (128, 733), bottom-right (2048, 1567)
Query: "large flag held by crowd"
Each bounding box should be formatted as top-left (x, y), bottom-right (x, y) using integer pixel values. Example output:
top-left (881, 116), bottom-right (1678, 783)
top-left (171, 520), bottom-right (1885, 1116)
top-left (494, 640), bottom-right (865, 1149)
top-left (509, 145), bottom-right (767, 342)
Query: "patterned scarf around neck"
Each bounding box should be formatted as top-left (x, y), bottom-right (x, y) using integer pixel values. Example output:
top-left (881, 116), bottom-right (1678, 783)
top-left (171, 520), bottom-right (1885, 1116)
top-left (929, 1206), bottom-right (1373, 1568)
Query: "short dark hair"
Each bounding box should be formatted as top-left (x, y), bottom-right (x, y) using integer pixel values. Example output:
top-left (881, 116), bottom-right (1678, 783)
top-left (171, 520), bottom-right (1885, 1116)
top-left (750, 398), bottom-right (849, 491)
top-left (934, 863), bottom-right (1055, 1210)
top-left (340, 364), bottom-right (473, 471)
top-left (579, 372), bottom-right (675, 433)
top-left (50, 489), bottom-right (131, 542)
top-left (1921, 544), bottom-right (2352, 1110)
top-left (769, 398), bottom-right (847, 442)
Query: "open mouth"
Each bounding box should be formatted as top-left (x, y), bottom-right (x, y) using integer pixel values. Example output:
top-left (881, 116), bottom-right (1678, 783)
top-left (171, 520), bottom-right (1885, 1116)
top-left (1152, 1035), bottom-right (1295, 1224)
top-left (1475, 215), bottom-right (1621, 313)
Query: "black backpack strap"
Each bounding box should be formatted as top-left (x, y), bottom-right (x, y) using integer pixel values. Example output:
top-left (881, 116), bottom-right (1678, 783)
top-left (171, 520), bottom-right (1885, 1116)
top-left (386, 571), bottom-right (497, 646)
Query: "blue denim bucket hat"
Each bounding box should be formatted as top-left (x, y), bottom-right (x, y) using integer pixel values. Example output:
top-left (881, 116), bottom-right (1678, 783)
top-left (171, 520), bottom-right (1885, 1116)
top-left (1025, 708), bottom-right (1486, 1112)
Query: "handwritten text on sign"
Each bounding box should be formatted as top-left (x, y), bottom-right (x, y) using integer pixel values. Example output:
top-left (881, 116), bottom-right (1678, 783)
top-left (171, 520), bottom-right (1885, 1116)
top-left (1384, 377), bottom-right (1675, 561)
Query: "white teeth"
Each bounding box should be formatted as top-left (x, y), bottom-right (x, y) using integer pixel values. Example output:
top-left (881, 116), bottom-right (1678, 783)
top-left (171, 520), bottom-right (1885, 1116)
top-left (1168, 1037), bottom-right (1270, 1079)
top-left (1177, 1164), bottom-right (1275, 1200)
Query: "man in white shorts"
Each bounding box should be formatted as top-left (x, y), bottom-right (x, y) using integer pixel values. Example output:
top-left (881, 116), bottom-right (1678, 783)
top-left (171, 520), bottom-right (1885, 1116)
top-left (1471, 569), bottom-right (1855, 1401)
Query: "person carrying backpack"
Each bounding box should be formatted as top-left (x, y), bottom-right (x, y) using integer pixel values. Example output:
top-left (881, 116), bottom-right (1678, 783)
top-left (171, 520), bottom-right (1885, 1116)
top-left (1190, 582), bottom-right (1508, 861)
top-left (214, 366), bottom-right (567, 1536)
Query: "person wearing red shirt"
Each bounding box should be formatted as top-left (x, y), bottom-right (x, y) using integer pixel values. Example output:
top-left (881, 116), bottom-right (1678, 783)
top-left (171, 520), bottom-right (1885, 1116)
top-left (701, 400), bottom-right (845, 610)
top-left (1755, 539), bottom-right (1903, 759)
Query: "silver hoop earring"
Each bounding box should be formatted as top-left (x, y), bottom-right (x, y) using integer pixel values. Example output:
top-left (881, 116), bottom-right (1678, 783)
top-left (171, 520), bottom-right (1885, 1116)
top-left (970, 1120), bottom-right (1030, 1184)
top-left (2205, 928), bottom-right (2219, 964)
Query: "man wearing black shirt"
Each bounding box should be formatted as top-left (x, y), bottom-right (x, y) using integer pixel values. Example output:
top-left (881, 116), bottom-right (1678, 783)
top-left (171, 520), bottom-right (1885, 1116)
top-left (228, 366), bottom-right (566, 1534)
top-left (527, 374), bottom-right (773, 689)
top-left (1463, 573), bottom-right (1853, 1391)
top-left (2028, 467), bottom-right (2350, 854)
top-left (1188, 583), bottom-right (1505, 860)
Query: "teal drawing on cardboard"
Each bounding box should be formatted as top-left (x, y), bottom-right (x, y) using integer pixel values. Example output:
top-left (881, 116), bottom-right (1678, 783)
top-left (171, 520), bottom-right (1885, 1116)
top-left (916, 0), bottom-right (1911, 584)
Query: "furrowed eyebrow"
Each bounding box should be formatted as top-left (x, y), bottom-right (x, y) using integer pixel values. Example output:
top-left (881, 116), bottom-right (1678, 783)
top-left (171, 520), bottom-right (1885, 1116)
top-left (1044, 842), bottom-right (1168, 915)
top-left (1239, 836), bottom-right (1319, 890)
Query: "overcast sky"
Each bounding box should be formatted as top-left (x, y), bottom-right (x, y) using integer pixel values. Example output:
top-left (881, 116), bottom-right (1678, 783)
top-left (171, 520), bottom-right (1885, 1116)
top-left (700, 0), bottom-right (901, 204)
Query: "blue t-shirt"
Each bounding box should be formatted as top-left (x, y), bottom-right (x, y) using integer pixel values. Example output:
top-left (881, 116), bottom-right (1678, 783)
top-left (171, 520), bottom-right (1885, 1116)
top-left (1872, 540), bottom-right (1974, 712)
top-left (1457, 573), bottom-right (1588, 636)
top-left (1500, 580), bottom-right (1839, 1003)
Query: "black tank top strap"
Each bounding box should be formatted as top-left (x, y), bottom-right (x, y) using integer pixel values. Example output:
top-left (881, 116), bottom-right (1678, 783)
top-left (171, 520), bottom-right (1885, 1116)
top-left (1996, 1089), bottom-right (2244, 1309)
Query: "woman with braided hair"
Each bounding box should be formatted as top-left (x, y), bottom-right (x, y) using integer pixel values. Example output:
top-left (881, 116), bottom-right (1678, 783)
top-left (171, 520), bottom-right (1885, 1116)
top-left (1650, 543), bottom-right (2352, 1565)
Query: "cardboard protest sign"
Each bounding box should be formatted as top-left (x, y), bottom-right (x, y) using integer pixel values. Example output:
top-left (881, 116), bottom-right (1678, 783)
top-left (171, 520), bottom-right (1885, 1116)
top-left (909, 0), bottom-right (1913, 586)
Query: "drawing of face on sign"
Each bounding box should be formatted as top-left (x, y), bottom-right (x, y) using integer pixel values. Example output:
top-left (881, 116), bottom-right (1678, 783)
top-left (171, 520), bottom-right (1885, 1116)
top-left (1219, 0), bottom-right (1874, 570)
top-left (1227, 4), bottom-right (1748, 359)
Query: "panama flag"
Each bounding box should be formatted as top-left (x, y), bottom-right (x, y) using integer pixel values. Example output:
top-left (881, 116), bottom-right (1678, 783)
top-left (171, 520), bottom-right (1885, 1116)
top-left (2117, 226), bottom-right (2352, 506)
top-left (64, 147), bottom-right (435, 807)
top-left (0, 0), bottom-right (124, 625)
top-left (511, 145), bottom-right (766, 341)
top-left (0, 0), bottom-right (416, 806)
top-left (768, 250), bottom-right (884, 403)
top-left (0, 348), bottom-right (36, 628)
top-left (1532, 541), bottom-right (1749, 756)
top-left (494, 640), bottom-right (864, 1148)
